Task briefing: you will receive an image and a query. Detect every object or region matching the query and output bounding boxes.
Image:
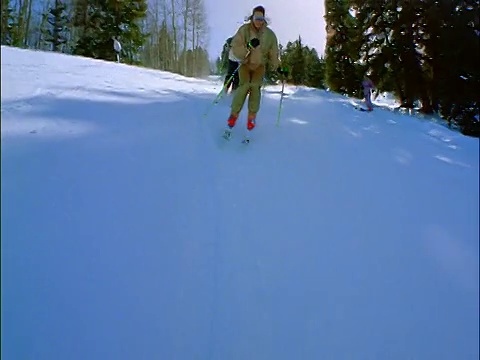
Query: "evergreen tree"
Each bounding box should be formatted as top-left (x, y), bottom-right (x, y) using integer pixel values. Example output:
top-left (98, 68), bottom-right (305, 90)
top-left (177, 46), bottom-right (209, 77)
top-left (215, 56), bottom-right (222, 74)
top-left (351, 0), bottom-right (479, 133)
top-left (192, 46), bottom-right (210, 77)
top-left (284, 36), bottom-right (306, 85)
top-left (142, 17), bottom-right (175, 71)
top-left (304, 49), bottom-right (326, 89)
top-left (275, 39), bottom-right (325, 88)
top-left (178, 49), bottom-right (194, 76)
top-left (352, 1), bottom-right (398, 97)
top-left (324, 0), bottom-right (362, 96)
top-left (45, 0), bottom-right (70, 52)
top-left (422, 0), bottom-right (479, 133)
top-left (393, 0), bottom-right (430, 110)
top-left (1, 1), bottom-right (16, 45)
top-left (157, 19), bottom-right (175, 71)
top-left (9, 0), bottom-right (33, 47)
top-left (73, 0), bottom-right (148, 64)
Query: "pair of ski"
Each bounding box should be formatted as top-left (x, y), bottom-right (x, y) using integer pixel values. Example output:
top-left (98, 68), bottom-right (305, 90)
top-left (354, 106), bottom-right (373, 112)
top-left (222, 128), bottom-right (251, 144)
top-left (349, 100), bottom-right (373, 112)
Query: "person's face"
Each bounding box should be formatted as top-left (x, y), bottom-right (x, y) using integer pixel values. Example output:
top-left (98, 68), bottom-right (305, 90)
top-left (252, 11), bottom-right (265, 29)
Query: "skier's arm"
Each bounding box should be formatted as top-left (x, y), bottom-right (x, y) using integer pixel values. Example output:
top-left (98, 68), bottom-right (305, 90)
top-left (231, 26), bottom-right (248, 60)
top-left (268, 33), bottom-right (280, 70)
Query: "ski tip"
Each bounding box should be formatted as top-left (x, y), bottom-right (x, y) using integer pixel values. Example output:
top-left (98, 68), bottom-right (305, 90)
top-left (222, 130), bottom-right (232, 140)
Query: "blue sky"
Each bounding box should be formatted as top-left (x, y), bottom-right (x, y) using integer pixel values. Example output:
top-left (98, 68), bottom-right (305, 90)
top-left (205, 0), bottom-right (326, 59)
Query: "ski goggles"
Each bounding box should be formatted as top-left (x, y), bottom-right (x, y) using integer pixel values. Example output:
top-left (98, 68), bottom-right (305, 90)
top-left (253, 15), bottom-right (265, 21)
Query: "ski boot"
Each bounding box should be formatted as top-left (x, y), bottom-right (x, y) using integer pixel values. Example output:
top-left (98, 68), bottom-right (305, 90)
top-left (247, 114), bottom-right (256, 131)
top-left (223, 113), bottom-right (238, 140)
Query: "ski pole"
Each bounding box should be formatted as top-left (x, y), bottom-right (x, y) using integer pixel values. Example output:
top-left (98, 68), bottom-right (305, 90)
top-left (216, 64), bottom-right (241, 103)
top-left (276, 78), bottom-right (286, 127)
top-left (260, 76), bottom-right (267, 107)
top-left (202, 64), bottom-right (240, 118)
top-left (203, 50), bottom-right (250, 118)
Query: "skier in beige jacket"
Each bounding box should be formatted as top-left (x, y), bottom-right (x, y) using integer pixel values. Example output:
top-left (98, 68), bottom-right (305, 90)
top-left (225, 5), bottom-right (288, 135)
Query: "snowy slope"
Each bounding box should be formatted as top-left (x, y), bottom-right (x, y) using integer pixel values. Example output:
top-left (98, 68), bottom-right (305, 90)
top-left (2, 46), bottom-right (479, 360)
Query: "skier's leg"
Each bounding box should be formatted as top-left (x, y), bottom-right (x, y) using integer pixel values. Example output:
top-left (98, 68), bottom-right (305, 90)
top-left (224, 60), bottom-right (237, 93)
top-left (230, 65), bottom-right (251, 123)
top-left (232, 62), bottom-right (240, 91)
top-left (365, 90), bottom-right (373, 110)
top-left (246, 65), bottom-right (265, 129)
top-left (232, 73), bottom-right (239, 91)
top-left (224, 71), bottom-right (231, 86)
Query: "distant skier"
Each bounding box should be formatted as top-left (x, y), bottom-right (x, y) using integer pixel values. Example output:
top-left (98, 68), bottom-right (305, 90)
top-left (222, 37), bottom-right (240, 94)
top-left (224, 5), bottom-right (286, 136)
top-left (112, 37), bottom-right (122, 63)
top-left (362, 75), bottom-right (375, 111)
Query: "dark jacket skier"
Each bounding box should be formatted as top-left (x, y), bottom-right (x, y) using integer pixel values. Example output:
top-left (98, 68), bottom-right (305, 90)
top-left (362, 76), bottom-right (375, 111)
top-left (223, 37), bottom-right (240, 93)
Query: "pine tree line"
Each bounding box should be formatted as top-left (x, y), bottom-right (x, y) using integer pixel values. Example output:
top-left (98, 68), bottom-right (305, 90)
top-left (278, 37), bottom-right (326, 88)
top-left (1, 0), bottom-right (34, 47)
top-left (1, 0), bottom-right (211, 77)
top-left (325, 0), bottom-right (479, 135)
